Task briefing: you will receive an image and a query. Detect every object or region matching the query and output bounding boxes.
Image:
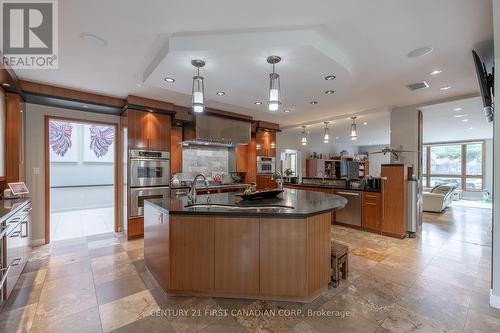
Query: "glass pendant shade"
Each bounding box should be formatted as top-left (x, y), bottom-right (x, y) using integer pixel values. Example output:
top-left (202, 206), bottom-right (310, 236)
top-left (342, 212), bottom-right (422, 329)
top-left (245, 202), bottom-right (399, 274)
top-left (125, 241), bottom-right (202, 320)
top-left (323, 122), bottom-right (330, 143)
top-left (192, 75), bottom-right (205, 113)
top-left (301, 126), bottom-right (307, 146)
top-left (268, 73), bottom-right (281, 111)
top-left (350, 117), bottom-right (358, 140)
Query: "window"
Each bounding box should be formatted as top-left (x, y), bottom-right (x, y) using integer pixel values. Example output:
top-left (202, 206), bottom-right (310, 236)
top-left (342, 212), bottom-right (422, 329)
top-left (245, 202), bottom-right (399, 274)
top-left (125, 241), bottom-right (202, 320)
top-left (422, 141), bottom-right (485, 191)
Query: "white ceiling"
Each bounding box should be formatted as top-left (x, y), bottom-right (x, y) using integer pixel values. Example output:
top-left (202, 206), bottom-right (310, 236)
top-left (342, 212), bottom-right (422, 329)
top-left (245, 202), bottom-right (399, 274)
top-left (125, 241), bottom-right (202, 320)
top-left (421, 96), bottom-right (493, 143)
top-left (14, 0), bottom-right (493, 127)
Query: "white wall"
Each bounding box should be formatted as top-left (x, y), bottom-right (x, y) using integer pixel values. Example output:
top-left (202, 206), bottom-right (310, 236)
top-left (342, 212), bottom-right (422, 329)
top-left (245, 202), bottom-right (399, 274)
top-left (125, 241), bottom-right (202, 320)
top-left (25, 103), bottom-right (120, 244)
top-left (491, 0), bottom-right (500, 310)
top-left (50, 123), bottom-right (115, 187)
top-left (277, 129), bottom-right (359, 177)
top-left (358, 145), bottom-right (391, 177)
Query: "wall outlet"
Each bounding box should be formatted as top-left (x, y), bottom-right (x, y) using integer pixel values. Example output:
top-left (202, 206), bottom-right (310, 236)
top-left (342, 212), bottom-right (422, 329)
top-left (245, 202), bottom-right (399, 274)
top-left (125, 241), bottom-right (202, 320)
top-left (33, 167), bottom-right (40, 175)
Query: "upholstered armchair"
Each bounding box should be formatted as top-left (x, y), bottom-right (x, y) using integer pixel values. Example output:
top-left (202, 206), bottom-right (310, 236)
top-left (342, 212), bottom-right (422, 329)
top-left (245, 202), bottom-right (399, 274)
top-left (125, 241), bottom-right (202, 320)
top-left (422, 184), bottom-right (456, 213)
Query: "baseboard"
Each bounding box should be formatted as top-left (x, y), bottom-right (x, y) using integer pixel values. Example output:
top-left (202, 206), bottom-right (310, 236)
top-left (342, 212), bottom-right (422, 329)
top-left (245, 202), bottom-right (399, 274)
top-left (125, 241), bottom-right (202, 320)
top-left (490, 290), bottom-right (500, 309)
top-left (30, 238), bottom-right (46, 247)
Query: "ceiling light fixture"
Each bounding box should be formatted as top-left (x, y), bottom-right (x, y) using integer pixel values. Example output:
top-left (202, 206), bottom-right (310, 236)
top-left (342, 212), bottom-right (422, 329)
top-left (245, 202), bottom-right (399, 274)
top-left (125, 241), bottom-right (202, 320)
top-left (407, 46), bottom-right (433, 58)
top-left (430, 70), bottom-right (443, 75)
top-left (301, 126), bottom-right (308, 146)
top-left (349, 117), bottom-right (358, 141)
top-left (454, 114), bottom-right (468, 118)
top-left (216, 91), bottom-right (225, 96)
top-left (267, 56), bottom-right (282, 111)
top-left (164, 77), bottom-right (175, 83)
top-left (254, 101), bottom-right (262, 105)
top-left (323, 122), bottom-right (330, 143)
top-left (325, 90), bottom-right (335, 95)
top-left (440, 85), bottom-right (451, 91)
top-left (80, 33), bottom-right (108, 47)
top-left (310, 101), bottom-right (318, 105)
top-left (191, 59), bottom-right (206, 113)
top-left (325, 75), bottom-right (336, 80)
top-left (462, 119), bottom-right (469, 122)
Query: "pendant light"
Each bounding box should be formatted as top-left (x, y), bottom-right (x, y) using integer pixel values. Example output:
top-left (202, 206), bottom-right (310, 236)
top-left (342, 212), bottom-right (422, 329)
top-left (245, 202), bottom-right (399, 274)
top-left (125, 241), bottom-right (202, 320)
top-left (301, 126), bottom-right (308, 146)
top-left (267, 56), bottom-right (282, 111)
top-left (350, 116), bottom-right (358, 140)
top-left (323, 122), bottom-right (330, 143)
top-left (191, 59), bottom-right (206, 113)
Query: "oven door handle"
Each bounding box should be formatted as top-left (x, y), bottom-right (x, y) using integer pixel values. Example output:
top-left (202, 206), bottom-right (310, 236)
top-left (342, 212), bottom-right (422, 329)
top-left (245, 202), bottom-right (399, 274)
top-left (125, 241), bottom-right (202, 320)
top-left (130, 186), bottom-right (170, 191)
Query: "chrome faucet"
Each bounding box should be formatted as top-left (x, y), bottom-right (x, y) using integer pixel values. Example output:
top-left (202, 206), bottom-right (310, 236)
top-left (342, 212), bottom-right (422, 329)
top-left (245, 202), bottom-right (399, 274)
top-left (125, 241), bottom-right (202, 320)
top-left (318, 170), bottom-right (325, 185)
top-left (271, 171), bottom-right (284, 190)
top-left (188, 174), bottom-right (209, 204)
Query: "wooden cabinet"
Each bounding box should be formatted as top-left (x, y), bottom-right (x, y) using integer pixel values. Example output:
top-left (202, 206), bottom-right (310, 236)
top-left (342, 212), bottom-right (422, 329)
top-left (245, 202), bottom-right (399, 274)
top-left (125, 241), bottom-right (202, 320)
top-left (244, 134), bottom-right (257, 183)
top-left (235, 145), bottom-right (248, 173)
top-left (183, 125), bottom-right (196, 142)
top-left (170, 126), bottom-right (183, 174)
top-left (125, 109), bottom-right (171, 151)
top-left (5, 93), bottom-right (25, 184)
top-left (381, 165), bottom-right (407, 238)
top-left (256, 131), bottom-right (276, 157)
top-left (256, 174), bottom-right (276, 190)
top-left (362, 192), bottom-right (382, 232)
top-left (127, 217), bottom-right (144, 239)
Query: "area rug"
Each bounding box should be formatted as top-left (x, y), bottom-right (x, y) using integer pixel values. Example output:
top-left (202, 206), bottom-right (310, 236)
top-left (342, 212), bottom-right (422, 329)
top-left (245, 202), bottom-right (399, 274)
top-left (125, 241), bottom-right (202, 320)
top-left (351, 247), bottom-right (386, 262)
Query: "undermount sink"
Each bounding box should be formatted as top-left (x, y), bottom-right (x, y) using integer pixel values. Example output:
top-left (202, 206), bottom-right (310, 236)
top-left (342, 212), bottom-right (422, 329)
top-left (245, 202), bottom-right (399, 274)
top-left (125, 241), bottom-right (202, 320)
top-left (185, 203), bottom-right (295, 210)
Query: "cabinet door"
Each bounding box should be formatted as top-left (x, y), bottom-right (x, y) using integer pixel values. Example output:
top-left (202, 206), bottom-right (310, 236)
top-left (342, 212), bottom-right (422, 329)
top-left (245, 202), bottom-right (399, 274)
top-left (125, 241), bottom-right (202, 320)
top-left (381, 166), bottom-right (407, 237)
top-left (235, 145), bottom-right (248, 173)
top-left (127, 110), bottom-right (149, 149)
top-left (362, 192), bottom-right (382, 232)
top-left (149, 113), bottom-right (171, 151)
top-left (170, 126), bottom-right (183, 173)
top-left (245, 135), bottom-right (257, 183)
top-left (256, 174), bottom-right (276, 190)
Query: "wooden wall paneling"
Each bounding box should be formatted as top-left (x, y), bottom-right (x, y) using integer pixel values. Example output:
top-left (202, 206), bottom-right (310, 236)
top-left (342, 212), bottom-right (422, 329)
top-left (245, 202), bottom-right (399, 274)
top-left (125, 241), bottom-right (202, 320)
top-left (214, 217), bottom-right (259, 294)
top-left (245, 134), bottom-right (257, 183)
top-left (169, 215), bottom-right (215, 292)
top-left (126, 110), bottom-right (149, 149)
top-left (5, 93), bottom-right (24, 183)
top-left (307, 213), bottom-right (331, 294)
top-left (260, 218), bottom-right (307, 296)
top-left (170, 126), bottom-right (183, 173)
top-left (235, 145), bottom-right (248, 173)
top-left (183, 125), bottom-right (196, 142)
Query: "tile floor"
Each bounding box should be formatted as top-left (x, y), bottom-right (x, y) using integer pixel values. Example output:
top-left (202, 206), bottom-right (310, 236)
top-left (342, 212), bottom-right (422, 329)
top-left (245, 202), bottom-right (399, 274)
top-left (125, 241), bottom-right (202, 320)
top-left (1, 205), bottom-right (499, 332)
top-left (50, 207), bottom-right (115, 241)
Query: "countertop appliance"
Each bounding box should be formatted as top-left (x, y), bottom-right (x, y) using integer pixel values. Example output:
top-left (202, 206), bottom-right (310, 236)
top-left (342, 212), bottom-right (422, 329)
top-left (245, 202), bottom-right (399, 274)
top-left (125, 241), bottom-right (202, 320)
top-left (129, 150), bottom-right (170, 188)
top-left (128, 150), bottom-right (170, 217)
top-left (334, 190), bottom-right (362, 227)
top-left (257, 156), bottom-right (276, 174)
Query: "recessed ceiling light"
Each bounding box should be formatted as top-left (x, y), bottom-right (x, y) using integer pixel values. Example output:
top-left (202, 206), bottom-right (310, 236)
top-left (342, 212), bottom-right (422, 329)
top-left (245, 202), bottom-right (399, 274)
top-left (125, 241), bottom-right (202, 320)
top-left (310, 101), bottom-right (318, 105)
top-left (325, 90), bottom-right (335, 95)
top-left (216, 92), bottom-right (225, 96)
top-left (462, 119), bottom-right (469, 122)
top-left (469, 127), bottom-right (473, 130)
top-left (1, 82), bottom-right (10, 87)
top-left (254, 101), bottom-right (262, 105)
top-left (440, 85), bottom-right (451, 91)
top-left (454, 114), bottom-right (468, 118)
top-left (363, 122), bottom-right (368, 126)
top-left (136, 83), bottom-right (142, 87)
top-left (335, 136), bottom-right (340, 140)
top-left (164, 77), bottom-right (175, 83)
top-left (284, 109), bottom-right (291, 113)
top-left (407, 46), bottom-right (433, 58)
top-left (325, 75), bottom-right (336, 81)
top-left (82, 105), bottom-right (88, 108)
top-left (453, 107), bottom-right (462, 111)
top-left (80, 33), bottom-right (108, 47)
top-left (430, 69), bottom-right (442, 75)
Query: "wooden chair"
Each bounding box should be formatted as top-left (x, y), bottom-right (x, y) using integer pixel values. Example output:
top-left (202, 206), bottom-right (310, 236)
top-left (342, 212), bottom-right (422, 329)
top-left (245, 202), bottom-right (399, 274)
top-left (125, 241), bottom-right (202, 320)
top-left (331, 242), bottom-right (349, 287)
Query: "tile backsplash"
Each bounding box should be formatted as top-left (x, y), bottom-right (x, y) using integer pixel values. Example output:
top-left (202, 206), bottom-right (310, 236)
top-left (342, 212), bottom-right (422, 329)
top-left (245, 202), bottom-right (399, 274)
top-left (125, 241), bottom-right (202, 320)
top-left (182, 146), bottom-right (229, 176)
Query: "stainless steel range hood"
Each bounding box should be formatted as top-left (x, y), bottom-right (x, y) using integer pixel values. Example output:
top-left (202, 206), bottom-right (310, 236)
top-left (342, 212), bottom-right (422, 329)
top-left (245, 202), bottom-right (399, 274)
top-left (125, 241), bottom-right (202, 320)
top-left (182, 114), bottom-right (251, 147)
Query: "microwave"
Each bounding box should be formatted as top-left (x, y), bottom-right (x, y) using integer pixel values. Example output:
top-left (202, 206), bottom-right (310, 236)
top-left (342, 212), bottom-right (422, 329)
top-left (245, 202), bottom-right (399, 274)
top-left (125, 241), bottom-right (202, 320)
top-left (257, 156), bottom-right (275, 174)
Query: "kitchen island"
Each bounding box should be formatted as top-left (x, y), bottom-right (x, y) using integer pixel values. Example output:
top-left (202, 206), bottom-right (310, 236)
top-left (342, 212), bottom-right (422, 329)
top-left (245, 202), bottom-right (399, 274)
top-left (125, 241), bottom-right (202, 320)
top-left (144, 189), bottom-right (346, 302)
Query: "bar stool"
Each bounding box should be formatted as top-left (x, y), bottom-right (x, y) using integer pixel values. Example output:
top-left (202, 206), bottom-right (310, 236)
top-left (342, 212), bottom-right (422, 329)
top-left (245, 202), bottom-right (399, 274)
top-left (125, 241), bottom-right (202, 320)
top-left (331, 242), bottom-right (349, 287)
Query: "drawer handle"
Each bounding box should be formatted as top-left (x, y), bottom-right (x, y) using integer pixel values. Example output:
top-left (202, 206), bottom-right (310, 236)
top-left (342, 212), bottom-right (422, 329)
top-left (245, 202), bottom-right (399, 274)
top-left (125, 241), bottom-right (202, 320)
top-left (10, 258), bottom-right (21, 266)
top-left (365, 202), bottom-right (377, 206)
top-left (365, 194), bottom-right (377, 198)
top-left (0, 266), bottom-right (12, 287)
top-left (10, 230), bottom-right (22, 237)
top-left (337, 192), bottom-right (360, 196)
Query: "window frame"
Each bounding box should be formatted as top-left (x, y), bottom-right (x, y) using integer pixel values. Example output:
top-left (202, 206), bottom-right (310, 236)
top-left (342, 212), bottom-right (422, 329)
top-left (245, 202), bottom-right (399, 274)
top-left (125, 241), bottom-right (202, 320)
top-left (422, 140), bottom-right (485, 192)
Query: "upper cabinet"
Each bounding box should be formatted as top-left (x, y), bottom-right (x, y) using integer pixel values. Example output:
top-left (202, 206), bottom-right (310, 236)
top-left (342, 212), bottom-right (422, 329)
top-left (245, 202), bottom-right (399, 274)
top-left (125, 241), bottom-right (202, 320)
top-left (125, 110), bottom-right (171, 151)
top-left (256, 131), bottom-right (276, 157)
top-left (5, 93), bottom-right (25, 183)
top-left (170, 126), bottom-right (183, 174)
top-left (235, 145), bottom-right (248, 173)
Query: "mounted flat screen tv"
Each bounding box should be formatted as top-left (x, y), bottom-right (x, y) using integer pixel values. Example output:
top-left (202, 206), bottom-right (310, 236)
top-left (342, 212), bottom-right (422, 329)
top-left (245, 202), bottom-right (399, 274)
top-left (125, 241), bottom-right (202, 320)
top-left (472, 50), bottom-right (494, 122)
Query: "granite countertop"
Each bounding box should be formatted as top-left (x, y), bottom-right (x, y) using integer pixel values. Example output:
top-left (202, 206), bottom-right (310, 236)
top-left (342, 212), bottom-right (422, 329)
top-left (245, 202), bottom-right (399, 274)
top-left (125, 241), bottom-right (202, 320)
top-left (0, 197), bottom-right (31, 222)
top-left (285, 183), bottom-right (381, 193)
top-left (146, 188), bottom-right (347, 218)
